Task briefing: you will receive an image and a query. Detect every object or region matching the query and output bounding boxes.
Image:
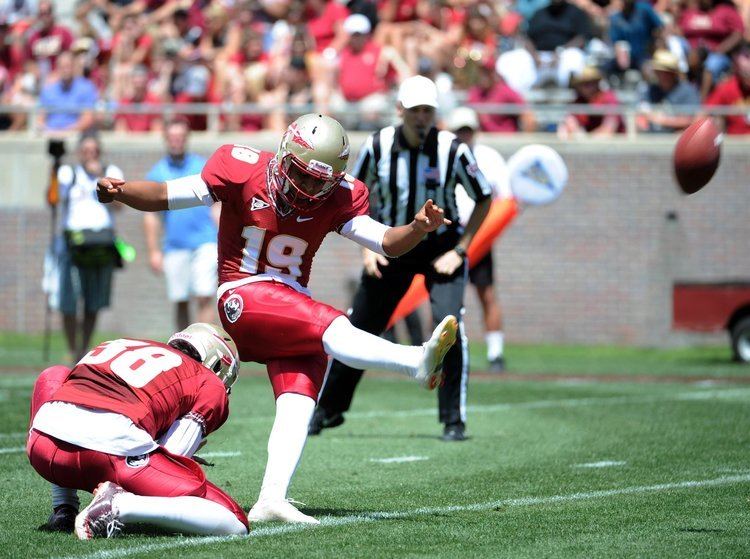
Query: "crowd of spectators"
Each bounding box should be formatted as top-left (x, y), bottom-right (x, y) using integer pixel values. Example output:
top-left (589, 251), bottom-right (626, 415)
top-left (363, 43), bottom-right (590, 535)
top-left (0, 0), bottom-right (749, 135)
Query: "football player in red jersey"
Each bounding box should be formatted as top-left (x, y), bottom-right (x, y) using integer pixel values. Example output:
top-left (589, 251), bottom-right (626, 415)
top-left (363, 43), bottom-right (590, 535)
top-left (27, 323), bottom-right (249, 539)
top-left (96, 113), bottom-right (458, 524)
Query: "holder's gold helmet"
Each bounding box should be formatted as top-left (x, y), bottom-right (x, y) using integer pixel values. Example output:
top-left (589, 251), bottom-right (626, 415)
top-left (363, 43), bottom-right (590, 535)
top-left (271, 113), bottom-right (350, 214)
top-left (168, 323), bottom-right (239, 389)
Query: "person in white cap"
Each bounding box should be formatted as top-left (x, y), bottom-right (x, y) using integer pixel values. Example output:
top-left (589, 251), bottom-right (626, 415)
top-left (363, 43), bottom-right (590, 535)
top-left (447, 107), bottom-right (512, 372)
top-left (312, 75), bottom-right (494, 442)
top-left (330, 13), bottom-right (410, 129)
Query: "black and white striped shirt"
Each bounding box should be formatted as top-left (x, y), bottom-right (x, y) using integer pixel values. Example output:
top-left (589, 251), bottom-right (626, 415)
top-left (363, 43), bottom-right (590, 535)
top-left (352, 126), bottom-right (492, 233)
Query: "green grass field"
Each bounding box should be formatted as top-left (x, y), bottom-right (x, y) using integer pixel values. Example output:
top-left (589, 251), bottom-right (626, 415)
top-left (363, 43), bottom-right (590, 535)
top-left (1, 337), bottom-right (750, 558)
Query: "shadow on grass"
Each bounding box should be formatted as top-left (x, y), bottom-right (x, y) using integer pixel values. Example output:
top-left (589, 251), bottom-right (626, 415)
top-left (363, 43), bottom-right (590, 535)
top-left (678, 527), bottom-right (724, 534)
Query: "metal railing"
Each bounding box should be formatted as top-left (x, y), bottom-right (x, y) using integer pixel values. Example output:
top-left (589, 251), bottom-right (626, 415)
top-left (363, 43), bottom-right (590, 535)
top-left (1, 100), bottom-right (748, 139)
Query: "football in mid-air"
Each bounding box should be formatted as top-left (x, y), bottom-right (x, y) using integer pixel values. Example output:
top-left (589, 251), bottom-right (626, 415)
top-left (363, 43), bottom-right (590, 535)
top-left (673, 117), bottom-right (722, 195)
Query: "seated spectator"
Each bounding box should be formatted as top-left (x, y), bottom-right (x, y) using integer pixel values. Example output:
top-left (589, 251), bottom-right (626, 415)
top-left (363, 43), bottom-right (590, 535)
top-left (452, 3), bottom-right (499, 88)
top-left (331, 14), bottom-right (409, 128)
top-left (638, 49), bottom-right (701, 132)
top-left (0, 0), bottom-right (37, 26)
top-left (27, 0), bottom-right (74, 81)
top-left (466, 59), bottom-right (535, 132)
top-left (3, 59), bottom-right (38, 130)
top-left (307, 0), bottom-right (349, 52)
top-left (114, 64), bottom-right (163, 132)
top-left (609, 0), bottom-right (664, 72)
top-left (526, 0), bottom-right (592, 87)
top-left (38, 50), bottom-right (98, 132)
top-left (558, 66), bottom-right (624, 138)
top-left (704, 41), bottom-right (750, 134)
top-left (265, 55), bottom-right (314, 130)
top-left (679, 0), bottom-right (744, 94)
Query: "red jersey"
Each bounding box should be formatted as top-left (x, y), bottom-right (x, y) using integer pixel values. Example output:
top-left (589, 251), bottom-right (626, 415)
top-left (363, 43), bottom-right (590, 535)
top-left (705, 75), bottom-right (750, 135)
top-left (115, 92), bottom-right (163, 132)
top-left (573, 90), bottom-right (624, 133)
top-left (201, 144), bottom-right (370, 290)
top-left (339, 41), bottom-right (388, 101)
top-left (467, 82), bottom-right (525, 132)
top-left (50, 338), bottom-right (229, 440)
top-left (679, 6), bottom-right (744, 50)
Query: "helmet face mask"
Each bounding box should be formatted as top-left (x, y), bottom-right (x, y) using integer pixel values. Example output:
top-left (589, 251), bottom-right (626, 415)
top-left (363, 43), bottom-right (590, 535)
top-left (270, 114), bottom-right (350, 215)
top-left (168, 323), bottom-right (240, 391)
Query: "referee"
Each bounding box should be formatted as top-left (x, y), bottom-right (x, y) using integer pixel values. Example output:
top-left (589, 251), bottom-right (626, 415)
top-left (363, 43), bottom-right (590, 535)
top-left (311, 76), bottom-right (492, 441)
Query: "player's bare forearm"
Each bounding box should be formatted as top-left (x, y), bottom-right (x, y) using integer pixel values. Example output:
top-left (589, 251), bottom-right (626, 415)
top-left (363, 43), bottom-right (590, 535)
top-left (97, 177), bottom-right (168, 211)
top-left (382, 199), bottom-right (451, 257)
top-left (382, 221), bottom-right (429, 257)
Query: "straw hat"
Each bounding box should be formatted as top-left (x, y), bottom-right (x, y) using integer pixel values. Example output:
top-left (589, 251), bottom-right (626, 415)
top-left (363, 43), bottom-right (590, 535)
top-left (570, 66), bottom-right (602, 87)
top-left (651, 50), bottom-right (680, 73)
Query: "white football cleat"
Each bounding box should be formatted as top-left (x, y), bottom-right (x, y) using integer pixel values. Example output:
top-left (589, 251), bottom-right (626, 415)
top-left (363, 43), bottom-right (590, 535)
top-left (247, 498), bottom-right (320, 524)
top-left (416, 315), bottom-right (458, 390)
top-left (74, 481), bottom-right (125, 540)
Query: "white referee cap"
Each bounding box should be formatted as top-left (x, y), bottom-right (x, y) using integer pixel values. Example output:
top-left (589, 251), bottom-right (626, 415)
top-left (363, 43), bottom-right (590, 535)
top-left (397, 76), bottom-right (439, 109)
top-left (447, 107), bottom-right (480, 131)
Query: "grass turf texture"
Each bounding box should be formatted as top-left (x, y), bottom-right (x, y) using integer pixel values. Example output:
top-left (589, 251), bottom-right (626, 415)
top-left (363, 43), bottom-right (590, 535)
top-left (1, 341), bottom-right (749, 558)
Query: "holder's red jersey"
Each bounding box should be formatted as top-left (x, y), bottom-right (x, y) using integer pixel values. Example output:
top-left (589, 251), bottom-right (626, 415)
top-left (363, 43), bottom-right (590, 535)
top-left (201, 144), bottom-right (370, 289)
top-left (50, 339), bottom-right (229, 439)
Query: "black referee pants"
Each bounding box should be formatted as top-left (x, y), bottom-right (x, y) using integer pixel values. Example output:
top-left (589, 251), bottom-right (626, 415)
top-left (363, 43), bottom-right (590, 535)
top-left (318, 256), bottom-right (468, 426)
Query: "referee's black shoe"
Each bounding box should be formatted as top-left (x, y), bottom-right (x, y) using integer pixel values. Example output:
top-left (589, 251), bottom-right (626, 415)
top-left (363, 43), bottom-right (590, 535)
top-left (308, 408), bottom-right (345, 436)
top-left (441, 421), bottom-right (468, 442)
top-left (489, 356), bottom-right (506, 373)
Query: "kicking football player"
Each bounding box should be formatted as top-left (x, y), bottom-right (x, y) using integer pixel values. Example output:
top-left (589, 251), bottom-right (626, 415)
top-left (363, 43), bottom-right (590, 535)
top-left (96, 113), bottom-right (458, 524)
top-left (27, 323), bottom-right (249, 539)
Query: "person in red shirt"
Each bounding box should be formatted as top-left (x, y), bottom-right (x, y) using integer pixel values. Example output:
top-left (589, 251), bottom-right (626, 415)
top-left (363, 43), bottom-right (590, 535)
top-left (96, 113), bottom-right (459, 524)
top-left (679, 0), bottom-right (744, 90)
top-left (333, 14), bottom-right (409, 128)
top-left (558, 66), bottom-right (624, 138)
top-left (466, 60), bottom-right (535, 132)
top-left (27, 323), bottom-right (248, 539)
top-left (705, 42), bottom-right (750, 134)
top-left (26, 0), bottom-right (74, 79)
top-left (307, 0), bottom-right (350, 52)
top-left (114, 64), bottom-right (163, 132)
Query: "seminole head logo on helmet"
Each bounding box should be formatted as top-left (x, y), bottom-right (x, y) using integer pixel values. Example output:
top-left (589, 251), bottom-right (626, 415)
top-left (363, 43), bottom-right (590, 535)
top-left (269, 113), bottom-right (350, 215)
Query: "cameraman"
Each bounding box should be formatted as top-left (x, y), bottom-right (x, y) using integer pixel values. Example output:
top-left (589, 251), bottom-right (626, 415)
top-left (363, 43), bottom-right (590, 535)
top-left (57, 133), bottom-right (123, 361)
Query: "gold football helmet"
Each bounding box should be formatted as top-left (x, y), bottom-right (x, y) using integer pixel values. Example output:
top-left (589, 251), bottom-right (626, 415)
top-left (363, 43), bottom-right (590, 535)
top-left (168, 323), bottom-right (239, 389)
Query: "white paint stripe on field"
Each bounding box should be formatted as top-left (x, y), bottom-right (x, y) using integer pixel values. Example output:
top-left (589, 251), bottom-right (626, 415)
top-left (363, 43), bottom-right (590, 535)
top-left (0, 446), bottom-right (26, 454)
top-left (573, 461), bottom-right (626, 468)
top-left (61, 473), bottom-right (750, 559)
top-left (199, 451), bottom-right (242, 458)
top-left (230, 388), bottom-right (750, 424)
top-left (0, 432), bottom-right (26, 439)
top-left (370, 456), bottom-right (428, 464)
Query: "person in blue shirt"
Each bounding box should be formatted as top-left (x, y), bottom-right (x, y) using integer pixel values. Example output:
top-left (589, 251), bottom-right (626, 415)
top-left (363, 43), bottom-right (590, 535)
top-left (609, 0), bottom-right (663, 72)
top-left (144, 117), bottom-right (219, 330)
top-left (38, 51), bottom-right (98, 132)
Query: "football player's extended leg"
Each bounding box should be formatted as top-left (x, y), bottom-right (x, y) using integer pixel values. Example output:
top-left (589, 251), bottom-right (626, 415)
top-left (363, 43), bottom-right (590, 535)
top-left (30, 366), bottom-right (80, 532)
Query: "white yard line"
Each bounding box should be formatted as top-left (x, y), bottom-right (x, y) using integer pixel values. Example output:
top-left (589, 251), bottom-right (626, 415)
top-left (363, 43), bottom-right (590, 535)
top-left (61, 473), bottom-right (750, 559)
top-left (370, 456), bottom-right (428, 464)
top-left (0, 446), bottom-right (25, 454)
top-left (573, 461), bottom-right (627, 468)
top-left (0, 432), bottom-right (26, 439)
